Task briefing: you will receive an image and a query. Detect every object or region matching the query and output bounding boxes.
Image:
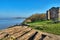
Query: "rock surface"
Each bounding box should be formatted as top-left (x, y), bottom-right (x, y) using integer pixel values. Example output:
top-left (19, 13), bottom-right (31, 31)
top-left (0, 26), bottom-right (60, 40)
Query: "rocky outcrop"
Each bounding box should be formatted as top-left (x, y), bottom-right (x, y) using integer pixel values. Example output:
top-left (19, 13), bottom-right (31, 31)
top-left (0, 26), bottom-right (60, 40)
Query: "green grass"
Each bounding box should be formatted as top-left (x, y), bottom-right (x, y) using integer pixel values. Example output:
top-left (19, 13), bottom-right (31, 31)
top-left (27, 20), bottom-right (60, 35)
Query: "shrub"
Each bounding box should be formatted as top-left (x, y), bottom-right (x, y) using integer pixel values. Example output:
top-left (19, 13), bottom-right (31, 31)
top-left (26, 13), bottom-right (46, 22)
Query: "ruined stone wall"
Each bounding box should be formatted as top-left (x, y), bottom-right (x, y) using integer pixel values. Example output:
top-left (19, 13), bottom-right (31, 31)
top-left (46, 11), bottom-right (48, 20)
top-left (46, 10), bottom-right (50, 20)
top-left (46, 7), bottom-right (60, 21)
top-left (58, 8), bottom-right (60, 21)
top-left (50, 8), bottom-right (58, 20)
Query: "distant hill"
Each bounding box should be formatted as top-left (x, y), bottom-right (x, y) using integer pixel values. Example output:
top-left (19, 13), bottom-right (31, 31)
top-left (14, 17), bottom-right (27, 19)
top-left (0, 17), bottom-right (27, 20)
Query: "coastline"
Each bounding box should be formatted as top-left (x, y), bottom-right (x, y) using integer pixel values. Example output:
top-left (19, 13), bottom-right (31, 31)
top-left (0, 19), bottom-right (25, 30)
top-left (0, 25), bottom-right (60, 40)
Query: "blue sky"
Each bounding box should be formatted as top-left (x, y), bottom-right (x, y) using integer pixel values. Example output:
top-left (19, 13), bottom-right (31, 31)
top-left (0, 0), bottom-right (60, 17)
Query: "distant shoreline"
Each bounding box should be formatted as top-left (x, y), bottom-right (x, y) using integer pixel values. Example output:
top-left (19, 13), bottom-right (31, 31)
top-left (0, 19), bottom-right (25, 30)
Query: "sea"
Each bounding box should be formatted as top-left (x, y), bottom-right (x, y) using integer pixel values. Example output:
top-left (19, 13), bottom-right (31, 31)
top-left (0, 18), bottom-right (25, 30)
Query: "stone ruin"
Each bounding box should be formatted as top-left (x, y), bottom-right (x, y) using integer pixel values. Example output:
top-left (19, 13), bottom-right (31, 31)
top-left (46, 7), bottom-right (60, 21)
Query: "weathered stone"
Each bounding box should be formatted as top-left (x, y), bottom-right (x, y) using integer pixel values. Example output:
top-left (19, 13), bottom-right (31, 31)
top-left (46, 7), bottom-right (60, 21)
top-left (17, 30), bottom-right (36, 40)
top-left (0, 26), bottom-right (60, 40)
top-left (0, 32), bottom-right (9, 39)
top-left (34, 32), bottom-right (42, 40)
top-left (10, 28), bottom-right (31, 39)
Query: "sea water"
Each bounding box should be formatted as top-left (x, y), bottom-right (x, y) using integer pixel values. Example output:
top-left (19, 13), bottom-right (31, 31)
top-left (0, 18), bottom-right (25, 30)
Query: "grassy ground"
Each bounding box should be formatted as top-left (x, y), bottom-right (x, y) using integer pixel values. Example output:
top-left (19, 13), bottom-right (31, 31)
top-left (27, 20), bottom-right (60, 35)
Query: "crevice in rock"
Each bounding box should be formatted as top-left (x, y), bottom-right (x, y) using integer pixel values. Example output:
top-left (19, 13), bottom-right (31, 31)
top-left (28, 32), bottom-right (38, 40)
top-left (16, 29), bottom-right (32, 39)
top-left (4, 34), bottom-right (9, 37)
top-left (39, 34), bottom-right (47, 40)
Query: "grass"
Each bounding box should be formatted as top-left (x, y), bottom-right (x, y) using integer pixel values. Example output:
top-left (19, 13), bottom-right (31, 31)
top-left (27, 20), bottom-right (60, 35)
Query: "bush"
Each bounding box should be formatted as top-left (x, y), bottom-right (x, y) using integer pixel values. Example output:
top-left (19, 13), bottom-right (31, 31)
top-left (27, 13), bottom-right (46, 22)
